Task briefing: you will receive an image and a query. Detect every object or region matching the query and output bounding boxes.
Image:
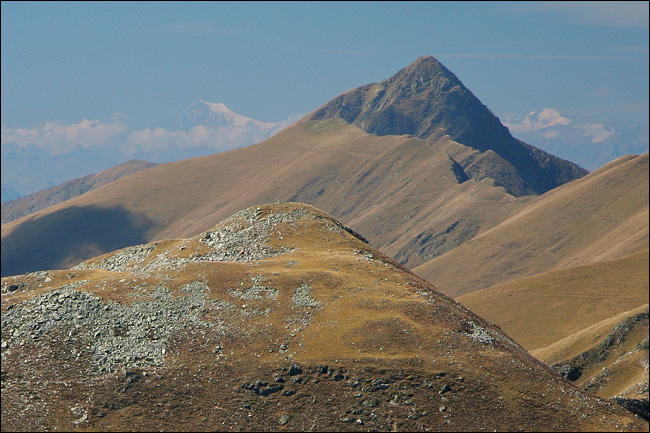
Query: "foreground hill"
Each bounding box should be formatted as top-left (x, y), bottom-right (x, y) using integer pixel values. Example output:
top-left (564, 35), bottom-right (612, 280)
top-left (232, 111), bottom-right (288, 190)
top-left (1, 203), bottom-right (646, 432)
top-left (0, 159), bottom-right (157, 224)
top-left (415, 153), bottom-right (649, 297)
top-left (1, 56), bottom-right (586, 277)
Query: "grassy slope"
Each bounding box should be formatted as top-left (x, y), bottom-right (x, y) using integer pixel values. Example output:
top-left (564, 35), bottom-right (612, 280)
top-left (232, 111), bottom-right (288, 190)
top-left (0, 159), bottom-right (157, 224)
top-left (457, 251), bottom-right (649, 400)
top-left (531, 304), bottom-right (648, 399)
top-left (415, 153), bottom-right (649, 298)
top-left (457, 250), bottom-right (649, 351)
top-left (1, 119), bottom-right (526, 276)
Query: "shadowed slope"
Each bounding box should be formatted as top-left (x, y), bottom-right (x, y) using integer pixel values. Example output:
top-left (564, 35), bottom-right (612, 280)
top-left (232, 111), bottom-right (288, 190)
top-left (2, 203), bottom-right (646, 432)
top-left (1, 159), bottom-right (157, 224)
top-left (1, 205), bottom-right (158, 277)
top-left (416, 153), bottom-right (649, 297)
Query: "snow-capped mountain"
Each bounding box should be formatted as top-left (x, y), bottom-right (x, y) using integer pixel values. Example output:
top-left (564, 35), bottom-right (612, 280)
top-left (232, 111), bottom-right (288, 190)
top-left (1, 100), bottom-right (301, 201)
top-left (504, 109), bottom-right (649, 171)
top-left (173, 98), bottom-right (277, 131)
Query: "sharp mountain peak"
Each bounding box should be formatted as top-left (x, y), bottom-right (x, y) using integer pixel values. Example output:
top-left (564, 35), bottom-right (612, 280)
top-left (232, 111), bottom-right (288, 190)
top-left (172, 97), bottom-right (276, 131)
top-left (383, 55), bottom-right (462, 87)
top-left (309, 55), bottom-right (587, 196)
top-left (309, 55), bottom-right (470, 140)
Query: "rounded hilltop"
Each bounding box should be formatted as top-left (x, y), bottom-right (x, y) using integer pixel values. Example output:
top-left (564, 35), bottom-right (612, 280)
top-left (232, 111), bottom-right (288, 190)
top-left (2, 202), bottom-right (647, 431)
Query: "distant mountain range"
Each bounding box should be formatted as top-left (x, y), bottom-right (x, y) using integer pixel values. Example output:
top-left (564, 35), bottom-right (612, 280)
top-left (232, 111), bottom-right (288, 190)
top-left (0, 100), bottom-right (300, 202)
top-left (3, 81), bottom-right (647, 204)
top-left (504, 108), bottom-right (649, 171)
top-left (1, 55), bottom-right (588, 278)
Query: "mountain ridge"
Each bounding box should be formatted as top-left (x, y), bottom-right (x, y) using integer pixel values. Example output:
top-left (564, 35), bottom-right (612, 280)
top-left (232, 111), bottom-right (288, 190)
top-left (414, 152), bottom-right (649, 297)
top-left (1, 159), bottom-right (157, 224)
top-left (1, 56), bottom-right (588, 278)
top-left (1, 100), bottom-right (299, 202)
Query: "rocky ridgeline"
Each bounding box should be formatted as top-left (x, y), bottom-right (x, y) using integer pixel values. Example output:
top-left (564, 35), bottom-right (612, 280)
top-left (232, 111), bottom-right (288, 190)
top-left (196, 207), bottom-right (306, 262)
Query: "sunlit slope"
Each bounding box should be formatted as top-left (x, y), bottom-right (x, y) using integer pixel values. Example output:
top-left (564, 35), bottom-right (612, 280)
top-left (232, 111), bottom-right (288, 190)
top-left (456, 250), bottom-right (649, 402)
top-left (415, 153), bottom-right (649, 297)
top-left (2, 203), bottom-right (645, 432)
top-left (1, 159), bottom-right (157, 224)
top-left (2, 55), bottom-right (587, 278)
top-left (532, 304), bottom-right (648, 400)
top-left (457, 250), bottom-right (649, 350)
top-left (1, 119), bottom-right (527, 277)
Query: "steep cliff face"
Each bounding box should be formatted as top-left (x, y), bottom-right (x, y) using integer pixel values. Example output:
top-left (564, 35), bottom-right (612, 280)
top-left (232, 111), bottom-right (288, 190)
top-left (310, 55), bottom-right (587, 196)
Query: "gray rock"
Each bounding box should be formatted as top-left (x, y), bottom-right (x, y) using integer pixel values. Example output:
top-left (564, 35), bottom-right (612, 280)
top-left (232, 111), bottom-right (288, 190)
top-left (1, 281), bottom-right (225, 372)
top-left (557, 364), bottom-right (582, 382)
top-left (291, 283), bottom-right (321, 308)
top-left (288, 363), bottom-right (303, 376)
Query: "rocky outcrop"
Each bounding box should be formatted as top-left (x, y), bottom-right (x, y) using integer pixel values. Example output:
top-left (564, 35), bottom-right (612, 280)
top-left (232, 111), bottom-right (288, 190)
top-left (614, 398), bottom-right (649, 422)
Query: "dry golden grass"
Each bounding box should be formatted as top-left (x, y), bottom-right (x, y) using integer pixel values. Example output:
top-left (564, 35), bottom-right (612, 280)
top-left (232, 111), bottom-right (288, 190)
top-left (415, 153), bottom-right (649, 297)
top-left (532, 304), bottom-right (648, 363)
top-left (2, 119), bottom-right (526, 277)
top-left (457, 250), bottom-right (649, 351)
top-left (531, 304), bottom-right (648, 400)
top-left (457, 251), bottom-right (649, 401)
top-left (1, 159), bottom-right (156, 224)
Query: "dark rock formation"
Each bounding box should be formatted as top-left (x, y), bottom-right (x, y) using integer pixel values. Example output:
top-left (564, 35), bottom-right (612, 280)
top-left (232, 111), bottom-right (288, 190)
top-left (614, 398), bottom-right (649, 422)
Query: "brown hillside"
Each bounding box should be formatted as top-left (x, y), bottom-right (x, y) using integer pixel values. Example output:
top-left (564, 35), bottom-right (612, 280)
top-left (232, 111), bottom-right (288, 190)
top-left (1, 120), bottom-right (529, 277)
top-left (457, 250), bottom-right (649, 351)
top-left (532, 304), bottom-right (649, 400)
top-left (457, 251), bottom-right (649, 401)
top-left (1, 56), bottom-right (585, 278)
top-left (415, 153), bottom-right (649, 297)
top-left (1, 203), bottom-right (646, 432)
top-left (1, 159), bottom-right (157, 224)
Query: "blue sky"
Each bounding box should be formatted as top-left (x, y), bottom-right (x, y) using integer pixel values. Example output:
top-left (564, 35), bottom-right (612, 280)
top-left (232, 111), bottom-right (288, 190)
top-left (1, 1), bottom-right (648, 142)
